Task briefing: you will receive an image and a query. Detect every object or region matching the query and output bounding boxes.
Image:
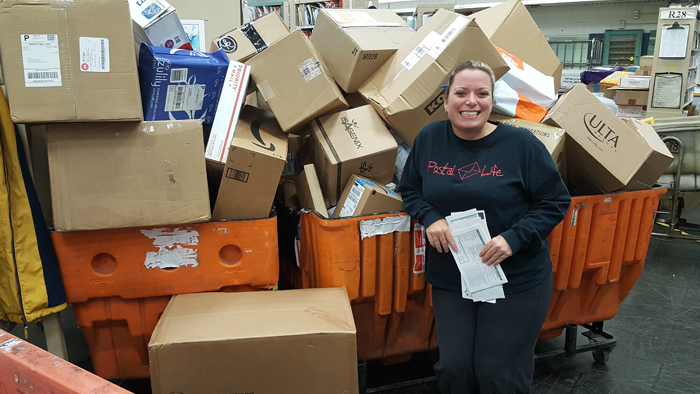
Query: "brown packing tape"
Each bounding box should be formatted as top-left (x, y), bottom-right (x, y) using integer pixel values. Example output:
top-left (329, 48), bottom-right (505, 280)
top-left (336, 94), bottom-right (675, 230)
top-left (305, 307), bottom-right (354, 332)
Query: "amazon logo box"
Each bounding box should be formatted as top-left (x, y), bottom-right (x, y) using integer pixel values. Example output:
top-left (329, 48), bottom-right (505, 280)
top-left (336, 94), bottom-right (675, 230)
top-left (543, 83), bottom-right (672, 195)
top-left (212, 105), bottom-right (288, 221)
top-left (309, 105), bottom-right (397, 206)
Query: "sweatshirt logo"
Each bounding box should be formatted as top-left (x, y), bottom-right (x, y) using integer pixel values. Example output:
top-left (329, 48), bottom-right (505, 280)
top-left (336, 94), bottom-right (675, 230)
top-left (428, 161), bottom-right (503, 179)
top-left (583, 113), bottom-right (619, 148)
top-left (341, 117), bottom-right (363, 149)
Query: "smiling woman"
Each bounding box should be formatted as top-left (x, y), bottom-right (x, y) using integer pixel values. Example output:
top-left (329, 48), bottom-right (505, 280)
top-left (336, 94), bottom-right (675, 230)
top-left (398, 61), bottom-right (571, 393)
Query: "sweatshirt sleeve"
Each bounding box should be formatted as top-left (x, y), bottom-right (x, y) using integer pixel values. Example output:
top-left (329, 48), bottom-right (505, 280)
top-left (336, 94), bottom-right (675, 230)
top-left (398, 132), bottom-right (444, 228)
top-left (500, 148), bottom-right (571, 255)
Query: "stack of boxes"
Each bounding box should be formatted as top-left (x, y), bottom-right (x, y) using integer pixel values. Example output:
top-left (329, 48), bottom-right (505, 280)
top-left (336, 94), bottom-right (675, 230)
top-left (0, 0), bottom-right (676, 390)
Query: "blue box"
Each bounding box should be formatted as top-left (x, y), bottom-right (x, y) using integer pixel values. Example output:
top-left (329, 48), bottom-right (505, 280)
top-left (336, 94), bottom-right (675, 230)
top-left (138, 43), bottom-right (229, 124)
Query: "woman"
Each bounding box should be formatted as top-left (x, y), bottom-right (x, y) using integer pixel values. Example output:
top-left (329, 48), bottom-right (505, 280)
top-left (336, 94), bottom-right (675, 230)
top-left (399, 61), bottom-right (571, 393)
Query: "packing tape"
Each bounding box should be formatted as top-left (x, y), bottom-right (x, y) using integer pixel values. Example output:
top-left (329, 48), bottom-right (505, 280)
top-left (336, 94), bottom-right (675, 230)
top-left (257, 80), bottom-right (275, 101)
top-left (359, 215), bottom-right (410, 239)
top-left (305, 307), bottom-right (354, 332)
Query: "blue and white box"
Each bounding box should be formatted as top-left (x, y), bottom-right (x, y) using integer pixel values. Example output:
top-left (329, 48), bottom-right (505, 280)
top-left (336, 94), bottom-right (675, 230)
top-left (138, 43), bottom-right (229, 124)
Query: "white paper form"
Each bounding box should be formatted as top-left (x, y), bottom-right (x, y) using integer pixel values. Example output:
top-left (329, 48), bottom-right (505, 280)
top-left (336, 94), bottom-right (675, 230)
top-left (652, 73), bottom-right (683, 108)
top-left (450, 224), bottom-right (507, 293)
top-left (659, 24), bottom-right (689, 58)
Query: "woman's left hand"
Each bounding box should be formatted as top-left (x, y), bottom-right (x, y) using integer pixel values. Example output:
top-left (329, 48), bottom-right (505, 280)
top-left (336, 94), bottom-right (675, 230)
top-left (479, 235), bottom-right (512, 266)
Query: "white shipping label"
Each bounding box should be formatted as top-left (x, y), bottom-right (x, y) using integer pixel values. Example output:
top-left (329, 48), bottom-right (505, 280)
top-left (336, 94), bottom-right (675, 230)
top-left (164, 84), bottom-right (206, 112)
top-left (428, 17), bottom-right (469, 59)
top-left (20, 34), bottom-right (62, 87)
top-left (170, 68), bottom-right (188, 83)
top-left (79, 37), bottom-right (110, 72)
top-left (401, 31), bottom-right (441, 71)
top-left (298, 58), bottom-right (322, 82)
top-left (339, 182), bottom-right (365, 217)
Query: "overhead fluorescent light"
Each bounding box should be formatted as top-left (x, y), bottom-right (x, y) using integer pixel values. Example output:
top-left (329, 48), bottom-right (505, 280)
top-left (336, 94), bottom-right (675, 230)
top-left (450, 0), bottom-right (613, 10)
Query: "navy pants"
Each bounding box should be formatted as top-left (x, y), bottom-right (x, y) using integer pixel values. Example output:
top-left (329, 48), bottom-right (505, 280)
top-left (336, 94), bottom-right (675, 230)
top-left (431, 274), bottom-right (552, 394)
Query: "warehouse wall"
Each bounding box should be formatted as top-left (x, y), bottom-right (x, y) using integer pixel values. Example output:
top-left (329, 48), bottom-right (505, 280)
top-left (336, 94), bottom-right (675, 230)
top-left (529, 1), bottom-right (667, 39)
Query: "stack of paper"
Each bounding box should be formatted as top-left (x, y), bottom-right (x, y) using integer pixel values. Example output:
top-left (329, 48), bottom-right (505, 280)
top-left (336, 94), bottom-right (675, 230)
top-left (446, 209), bottom-right (508, 303)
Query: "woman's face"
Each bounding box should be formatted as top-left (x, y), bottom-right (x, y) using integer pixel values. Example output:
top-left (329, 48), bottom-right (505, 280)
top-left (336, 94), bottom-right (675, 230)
top-left (443, 69), bottom-right (494, 139)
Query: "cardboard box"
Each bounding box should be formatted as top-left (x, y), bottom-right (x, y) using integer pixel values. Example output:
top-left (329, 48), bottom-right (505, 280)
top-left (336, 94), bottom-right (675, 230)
top-left (167, 0), bottom-right (242, 43)
top-left (0, 0), bottom-right (142, 123)
top-left (127, 0), bottom-right (192, 51)
top-left (640, 56), bottom-right (653, 68)
top-left (311, 9), bottom-right (415, 93)
top-left (205, 61), bottom-right (252, 164)
top-left (636, 66), bottom-right (652, 76)
top-left (138, 43), bottom-right (229, 125)
top-left (333, 174), bottom-right (403, 218)
top-left (310, 106), bottom-right (397, 205)
top-left (543, 83), bottom-right (666, 194)
top-left (149, 288), bottom-right (358, 394)
top-left (247, 31), bottom-right (348, 133)
top-left (615, 89), bottom-right (649, 106)
top-left (296, 164), bottom-right (329, 217)
top-left (210, 12), bottom-right (290, 63)
top-left (471, 0), bottom-right (563, 91)
top-left (619, 75), bottom-right (650, 89)
top-left (212, 106), bottom-right (288, 221)
top-left (616, 105), bottom-right (647, 119)
top-left (357, 10), bottom-right (509, 145)
top-left (489, 115), bottom-right (567, 181)
top-left (48, 120), bottom-right (210, 231)
top-left (25, 125), bottom-right (52, 226)
top-left (621, 119), bottom-right (674, 191)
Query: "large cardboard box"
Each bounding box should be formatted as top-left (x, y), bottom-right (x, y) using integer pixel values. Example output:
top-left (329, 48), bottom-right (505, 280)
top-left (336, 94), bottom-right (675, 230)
top-left (311, 9), bottom-right (415, 93)
top-left (543, 84), bottom-right (669, 194)
top-left (489, 115), bottom-right (567, 181)
top-left (127, 0), bottom-right (192, 51)
top-left (48, 120), bottom-right (210, 231)
top-left (333, 174), bottom-right (403, 218)
top-left (247, 30), bottom-right (348, 133)
top-left (621, 119), bottom-right (674, 191)
top-left (357, 10), bottom-right (509, 145)
top-left (149, 288), bottom-right (358, 394)
top-left (471, 0), bottom-right (563, 92)
top-left (210, 12), bottom-right (290, 63)
top-left (0, 0), bottom-right (142, 123)
top-left (310, 106), bottom-right (397, 205)
top-left (212, 106), bottom-right (288, 221)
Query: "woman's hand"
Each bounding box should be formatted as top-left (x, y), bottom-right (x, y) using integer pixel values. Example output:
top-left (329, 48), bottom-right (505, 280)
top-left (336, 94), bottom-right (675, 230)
top-left (426, 219), bottom-right (457, 253)
top-left (479, 235), bottom-right (512, 266)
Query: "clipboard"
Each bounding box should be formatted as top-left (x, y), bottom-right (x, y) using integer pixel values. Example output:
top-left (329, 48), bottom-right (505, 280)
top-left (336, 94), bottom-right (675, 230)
top-left (659, 22), bottom-right (689, 58)
top-left (651, 72), bottom-right (684, 108)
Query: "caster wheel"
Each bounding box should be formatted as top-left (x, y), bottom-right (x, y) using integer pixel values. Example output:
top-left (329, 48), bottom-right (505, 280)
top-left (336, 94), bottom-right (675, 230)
top-left (593, 348), bottom-right (611, 363)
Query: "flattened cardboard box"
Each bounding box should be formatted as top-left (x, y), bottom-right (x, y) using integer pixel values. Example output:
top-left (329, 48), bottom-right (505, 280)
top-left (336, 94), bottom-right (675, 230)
top-left (210, 12), bottom-right (290, 63)
top-left (357, 10), bottom-right (509, 145)
top-left (48, 120), bottom-right (210, 231)
top-left (333, 174), bottom-right (403, 218)
top-left (310, 105), bottom-right (397, 205)
top-left (471, 0), bottom-right (563, 91)
top-left (248, 30), bottom-right (348, 133)
top-left (149, 288), bottom-right (358, 394)
top-left (311, 9), bottom-right (415, 93)
top-left (212, 106), bottom-right (288, 221)
top-left (0, 0), bottom-right (142, 123)
top-left (296, 164), bottom-right (329, 217)
top-left (489, 114), bottom-right (567, 182)
top-left (543, 84), bottom-right (664, 194)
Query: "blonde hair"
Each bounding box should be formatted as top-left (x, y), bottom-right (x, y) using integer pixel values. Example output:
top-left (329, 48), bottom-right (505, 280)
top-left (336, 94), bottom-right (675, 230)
top-left (445, 60), bottom-right (496, 95)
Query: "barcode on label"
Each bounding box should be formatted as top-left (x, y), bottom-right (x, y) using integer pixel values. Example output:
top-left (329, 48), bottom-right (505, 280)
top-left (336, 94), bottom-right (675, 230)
top-left (225, 168), bottom-right (250, 183)
top-left (339, 183), bottom-right (365, 217)
top-left (170, 86), bottom-right (186, 110)
top-left (414, 45), bottom-right (428, 57)
top-left (441, 28), bottom-right (456, 44)
top-left (28, 72), bottom-right (59, 79)
top-left (100, 39), bottom-right (106, 69)
top-left (47, 34), bottom-right (56, 41)
top-left (170, 68), bottom-right (188, 83)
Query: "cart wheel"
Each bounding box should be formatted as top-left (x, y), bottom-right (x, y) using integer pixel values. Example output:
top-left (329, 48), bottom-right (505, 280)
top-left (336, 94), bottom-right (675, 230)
top-left (592, 348), bottom-right (611, 363)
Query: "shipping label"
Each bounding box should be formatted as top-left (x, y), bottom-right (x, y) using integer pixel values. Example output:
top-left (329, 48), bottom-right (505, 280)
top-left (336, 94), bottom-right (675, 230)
top-left (339, 182), bottom-right (365, 217)
top-left (298, 58), bottom-right (323, 82)
top-left (401, 31), bottom-right (440, 70)
top-left (164, 84), bottom-right (206, 112)
top-left (79, 37), bottom-right (110, 72)
top-left (428, 16), bottom-right (469, 59)
top-left (20, 34), bottom-right (62, 87)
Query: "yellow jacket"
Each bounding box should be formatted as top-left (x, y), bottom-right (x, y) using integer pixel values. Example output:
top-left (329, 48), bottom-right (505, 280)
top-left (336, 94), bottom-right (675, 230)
top-left (0, 92), bottom-right (66, 324)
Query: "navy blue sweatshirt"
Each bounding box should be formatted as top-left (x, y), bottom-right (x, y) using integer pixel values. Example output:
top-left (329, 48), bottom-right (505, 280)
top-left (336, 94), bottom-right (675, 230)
top-left (399, 121), bottom-right (571, 294)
